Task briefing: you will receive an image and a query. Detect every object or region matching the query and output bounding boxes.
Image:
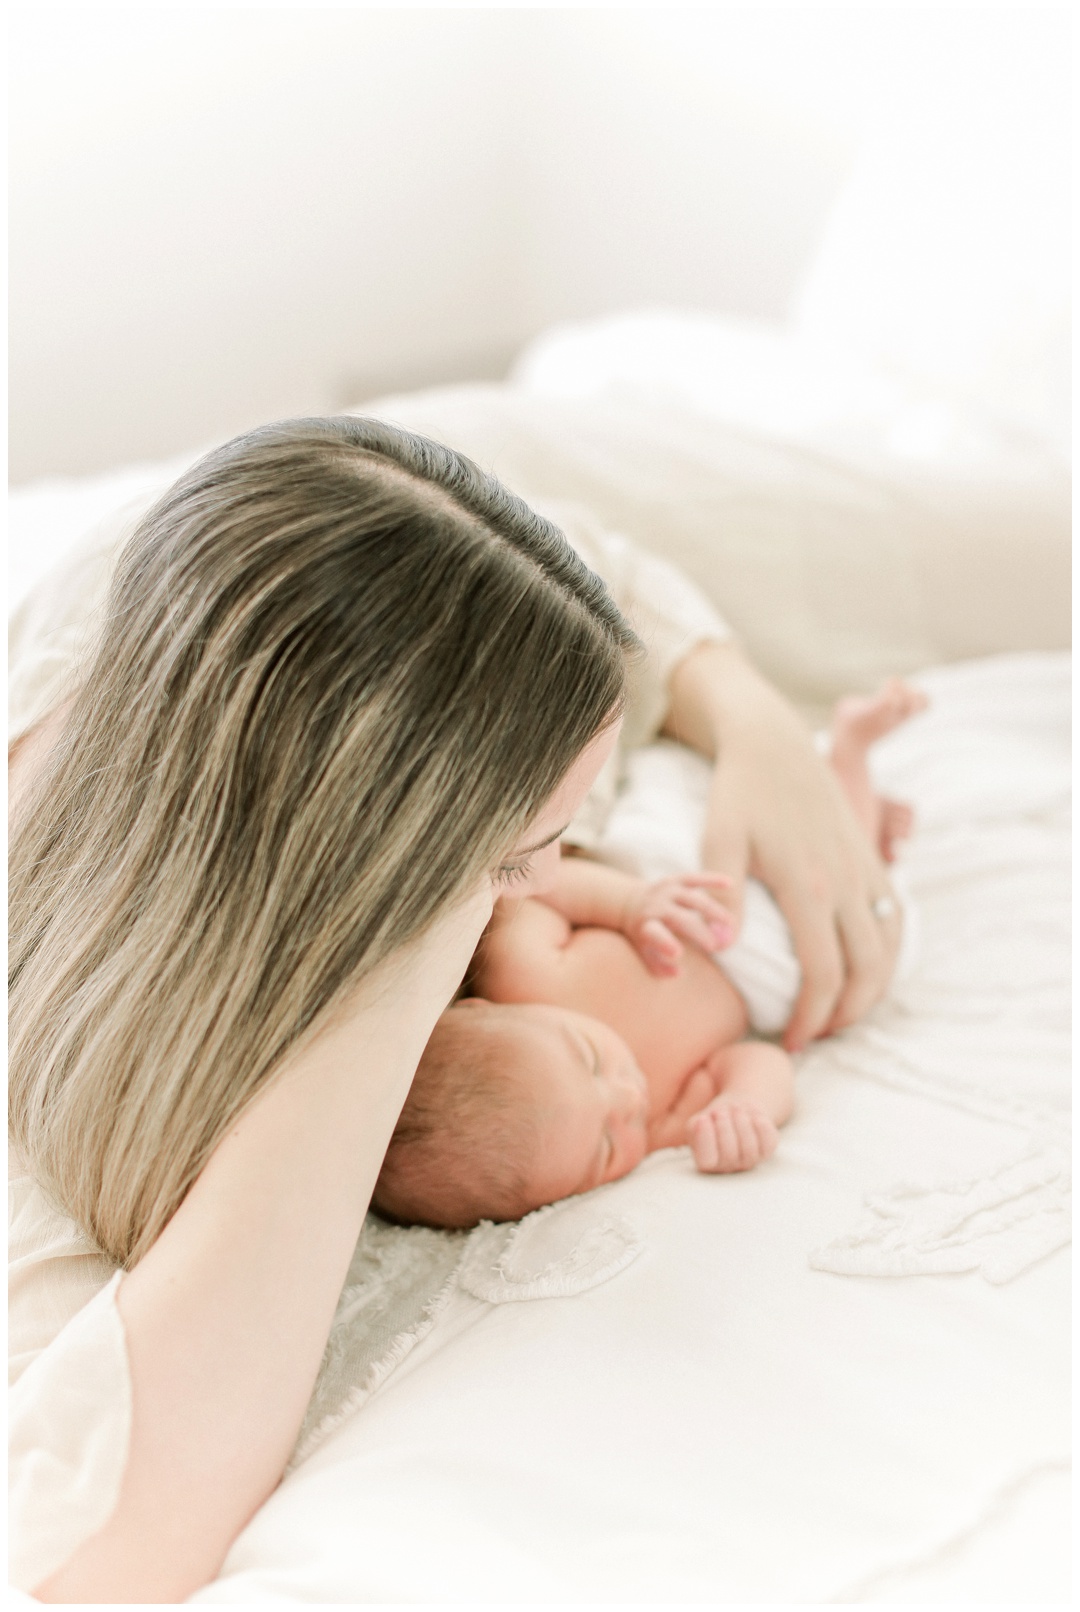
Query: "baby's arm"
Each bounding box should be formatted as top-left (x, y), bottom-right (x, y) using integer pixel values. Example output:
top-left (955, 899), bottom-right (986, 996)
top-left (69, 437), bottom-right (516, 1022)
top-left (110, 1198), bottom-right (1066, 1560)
top-left (541, 854), bottom-right (734, 976)
top-left (686, 1042), bottom-right (795, 1174)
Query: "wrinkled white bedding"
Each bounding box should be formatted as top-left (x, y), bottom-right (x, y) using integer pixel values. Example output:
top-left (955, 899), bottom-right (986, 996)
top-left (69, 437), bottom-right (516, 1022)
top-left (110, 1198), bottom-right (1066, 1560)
top-left (189, 649), bottom-right (1069, 1604)
top-left (9, 308), bottom-right (1070, 1598)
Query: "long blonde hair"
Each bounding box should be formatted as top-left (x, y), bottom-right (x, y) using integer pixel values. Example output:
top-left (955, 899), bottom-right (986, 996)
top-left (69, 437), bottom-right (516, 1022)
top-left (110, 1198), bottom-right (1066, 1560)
top-left (9, 417), bottom-right (639, 1266)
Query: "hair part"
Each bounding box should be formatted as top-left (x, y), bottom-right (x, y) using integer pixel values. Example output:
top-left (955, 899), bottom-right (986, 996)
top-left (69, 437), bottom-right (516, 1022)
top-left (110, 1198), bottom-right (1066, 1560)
top-left (9, 416), bottom-right (640, 1265)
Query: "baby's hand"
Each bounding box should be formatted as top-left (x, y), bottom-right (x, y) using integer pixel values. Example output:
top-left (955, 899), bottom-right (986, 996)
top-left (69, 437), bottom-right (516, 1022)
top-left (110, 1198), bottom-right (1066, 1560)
top-left (622, 873), bottom-right (735, 977)
top-left (687, 1095), bottom-right (778, 1173)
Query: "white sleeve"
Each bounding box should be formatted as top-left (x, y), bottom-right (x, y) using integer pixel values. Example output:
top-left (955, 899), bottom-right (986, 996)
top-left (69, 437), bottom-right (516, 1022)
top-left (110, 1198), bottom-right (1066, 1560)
top-left (8, 494), bottom-right (156, 747)
top-left (8, 1271), bottom-right (131, 1594)
top-left (8, 1158), bottom-right (131, 1593)
top-left (529, 498), bottom-right (731, 851)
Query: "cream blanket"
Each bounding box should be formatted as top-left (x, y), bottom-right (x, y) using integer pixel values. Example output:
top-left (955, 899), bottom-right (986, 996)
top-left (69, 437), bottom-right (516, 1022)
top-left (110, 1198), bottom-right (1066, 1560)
top-left (188, 649), bottom-right (1069, 1603)
top-left (8, 370), bottom-right (1070, 1598)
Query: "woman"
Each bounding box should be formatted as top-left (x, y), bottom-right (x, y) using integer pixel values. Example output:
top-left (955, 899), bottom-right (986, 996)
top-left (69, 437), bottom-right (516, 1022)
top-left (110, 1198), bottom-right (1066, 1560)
top-left (9, 416), bottom-right (899, 1602)
top-left (9, 416), bottom-right (638, 1601)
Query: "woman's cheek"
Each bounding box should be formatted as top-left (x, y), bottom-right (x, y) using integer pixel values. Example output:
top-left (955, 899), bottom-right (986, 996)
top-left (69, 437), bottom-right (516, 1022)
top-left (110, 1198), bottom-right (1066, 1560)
top-left (520, 840), bottom-right (563, 897)
top-left (442, 878), bottom-right (495, 955)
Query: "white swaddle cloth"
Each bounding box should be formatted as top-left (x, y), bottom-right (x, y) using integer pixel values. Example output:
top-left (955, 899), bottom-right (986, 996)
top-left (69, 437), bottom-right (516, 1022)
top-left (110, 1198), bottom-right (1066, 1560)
top-left (594, 739), bottom-right (918, 1035)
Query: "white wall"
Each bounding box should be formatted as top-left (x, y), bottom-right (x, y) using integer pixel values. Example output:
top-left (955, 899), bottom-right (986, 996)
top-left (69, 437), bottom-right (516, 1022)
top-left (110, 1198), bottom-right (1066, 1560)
top-left (513, 9), bottom-right (859, 330)
top-left (9, 6), bottom-right (1069, 483)
top-left (10, 9), bottom-right (527, 480)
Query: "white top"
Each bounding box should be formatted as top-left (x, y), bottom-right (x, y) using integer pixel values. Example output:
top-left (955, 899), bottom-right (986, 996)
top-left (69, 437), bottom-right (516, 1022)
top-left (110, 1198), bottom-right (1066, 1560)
top-left (7, 487), bottom-right (728, 1593)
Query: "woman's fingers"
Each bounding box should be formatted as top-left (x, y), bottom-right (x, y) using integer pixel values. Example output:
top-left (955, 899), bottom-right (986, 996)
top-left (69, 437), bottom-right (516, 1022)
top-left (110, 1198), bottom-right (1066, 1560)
top-left (777, 884), bottom-right (846, 1052)
top-left (700, 805), bottom-right (750, 938)
top-left (826, 891), bottom-right (900, 1034)
top-left (779, 865), bottom-right (902, 1048)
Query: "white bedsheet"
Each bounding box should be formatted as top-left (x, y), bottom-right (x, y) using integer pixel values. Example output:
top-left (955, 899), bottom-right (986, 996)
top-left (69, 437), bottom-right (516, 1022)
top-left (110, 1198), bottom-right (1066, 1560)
top-left (189, 650), bottom-right (1070, 1604)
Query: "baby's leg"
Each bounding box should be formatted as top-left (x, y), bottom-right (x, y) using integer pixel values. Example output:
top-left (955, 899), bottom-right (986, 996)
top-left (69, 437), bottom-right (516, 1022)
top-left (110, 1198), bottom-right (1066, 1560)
top-left (829, 679), bottom-right (928, 861)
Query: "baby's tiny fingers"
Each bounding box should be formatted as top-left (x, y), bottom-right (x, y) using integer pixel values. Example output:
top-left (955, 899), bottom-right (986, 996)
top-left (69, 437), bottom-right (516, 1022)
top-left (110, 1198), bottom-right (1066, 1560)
top-left (689, 1111), bottom-right (720, 1171)
top-left (665, 896), bottom-right (735, 947)
top-left (729, 1105), bottom-right (761, 1169)
top-left (753, 1113), bottom-right (779, 1160)
top-left (665, 910), bottom-right (730, 955)
top-left (641, 918), bottom-right (682, 958)
top-left (712, 1104), bottom-right (743, 1171)
top-left (671, 887), bottom-right (735, 926)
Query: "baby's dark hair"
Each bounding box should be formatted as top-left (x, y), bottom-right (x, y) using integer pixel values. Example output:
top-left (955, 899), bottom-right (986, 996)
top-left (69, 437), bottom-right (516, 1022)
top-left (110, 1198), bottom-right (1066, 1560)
top-left (373, 1005), bottom-right (542, 1230)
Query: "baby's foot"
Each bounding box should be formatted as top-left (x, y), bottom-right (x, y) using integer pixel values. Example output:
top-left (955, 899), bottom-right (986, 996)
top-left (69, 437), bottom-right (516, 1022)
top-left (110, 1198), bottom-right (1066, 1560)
top-left (832, 678), bottom-right (929, 756)
top-left (829, 679), bottom-right (928, 849)
top-left (879, 797), bottom-right (915, 863)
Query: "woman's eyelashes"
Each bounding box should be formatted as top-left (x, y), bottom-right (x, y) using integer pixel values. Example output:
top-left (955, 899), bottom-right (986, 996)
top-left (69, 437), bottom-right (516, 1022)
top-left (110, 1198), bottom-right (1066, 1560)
top-left (495, 858), bottom-right (533, 889)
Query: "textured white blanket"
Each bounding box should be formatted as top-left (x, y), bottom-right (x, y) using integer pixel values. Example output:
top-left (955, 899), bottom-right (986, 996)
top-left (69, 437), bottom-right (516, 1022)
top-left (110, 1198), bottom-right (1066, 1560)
top-left (191, 649), bottom-right (1069, 1604)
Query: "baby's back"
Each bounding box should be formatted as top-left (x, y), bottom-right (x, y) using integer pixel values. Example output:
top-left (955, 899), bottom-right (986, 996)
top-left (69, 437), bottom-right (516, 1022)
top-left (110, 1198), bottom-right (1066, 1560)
top-left (473, 898), bottom-right (749, 1114)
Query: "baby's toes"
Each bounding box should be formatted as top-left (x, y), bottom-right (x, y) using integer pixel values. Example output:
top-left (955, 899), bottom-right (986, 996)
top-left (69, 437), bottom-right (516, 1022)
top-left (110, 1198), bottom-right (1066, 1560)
top-left (899, 682), bottom-right (931, 718)
top-left (834, 685), bottom-right (908, 747)
top-left (884, 800), bottom-right (915, 836)
top-left (879, 798), bottom-right (915, 861)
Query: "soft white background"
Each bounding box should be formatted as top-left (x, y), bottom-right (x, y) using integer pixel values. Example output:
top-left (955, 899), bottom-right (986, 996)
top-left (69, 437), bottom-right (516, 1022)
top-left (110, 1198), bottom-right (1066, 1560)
top-left (9, 3), bottom-right (1070, 483)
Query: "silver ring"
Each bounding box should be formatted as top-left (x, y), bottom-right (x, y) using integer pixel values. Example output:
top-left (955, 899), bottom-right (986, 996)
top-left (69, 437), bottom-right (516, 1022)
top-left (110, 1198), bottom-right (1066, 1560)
top-left (871, 895), bottom-right (897, 921)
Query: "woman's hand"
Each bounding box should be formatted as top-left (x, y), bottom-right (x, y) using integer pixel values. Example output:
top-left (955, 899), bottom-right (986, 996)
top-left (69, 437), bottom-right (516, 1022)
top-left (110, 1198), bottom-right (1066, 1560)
top-left (620, 873), bottom-right (735, 977)
top-left (663, 642), bottom-right (900, 1051)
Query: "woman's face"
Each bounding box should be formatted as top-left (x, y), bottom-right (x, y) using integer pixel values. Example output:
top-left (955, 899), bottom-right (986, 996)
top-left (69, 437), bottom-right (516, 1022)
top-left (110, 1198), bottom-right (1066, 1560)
top-left (495, 722), bottom-right (620, 898)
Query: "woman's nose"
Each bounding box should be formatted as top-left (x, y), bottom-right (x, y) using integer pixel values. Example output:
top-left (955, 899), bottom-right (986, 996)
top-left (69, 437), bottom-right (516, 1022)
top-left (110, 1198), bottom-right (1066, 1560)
top-left (519, 839), bottom-right (563, 897)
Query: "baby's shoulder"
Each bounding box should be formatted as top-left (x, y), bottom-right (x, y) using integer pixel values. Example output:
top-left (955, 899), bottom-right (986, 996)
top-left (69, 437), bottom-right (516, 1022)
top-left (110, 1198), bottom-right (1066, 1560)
top-left (471, 896), bottom-right (572, 1002)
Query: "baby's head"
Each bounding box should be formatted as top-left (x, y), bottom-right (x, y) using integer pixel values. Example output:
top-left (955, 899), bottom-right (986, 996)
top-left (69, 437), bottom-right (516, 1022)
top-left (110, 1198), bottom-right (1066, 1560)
top-left (374, 999), bottom-right (650, 1229)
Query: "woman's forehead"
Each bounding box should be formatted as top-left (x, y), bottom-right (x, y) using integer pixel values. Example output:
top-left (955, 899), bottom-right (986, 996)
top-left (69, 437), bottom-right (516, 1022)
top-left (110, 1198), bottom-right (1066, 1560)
top-left (514, 721), bottom-right (622, 849)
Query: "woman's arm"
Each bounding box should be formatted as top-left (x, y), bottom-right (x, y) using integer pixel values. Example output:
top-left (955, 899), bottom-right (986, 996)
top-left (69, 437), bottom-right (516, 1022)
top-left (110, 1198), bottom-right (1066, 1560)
top-left (662, 641), bottom-right (901, 1052)
top-left (34, 887), bottom-right (491, 1605)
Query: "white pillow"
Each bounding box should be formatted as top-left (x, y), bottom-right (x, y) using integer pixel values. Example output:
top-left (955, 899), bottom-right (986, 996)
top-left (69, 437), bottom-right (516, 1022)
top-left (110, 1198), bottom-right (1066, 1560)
top-left (361, 381), bottom-right (1070, 711)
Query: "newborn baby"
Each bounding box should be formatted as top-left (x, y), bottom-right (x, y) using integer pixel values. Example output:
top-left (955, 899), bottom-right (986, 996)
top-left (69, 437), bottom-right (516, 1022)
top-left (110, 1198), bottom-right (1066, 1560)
top-left (375, 681), bottom-right (927, 1229)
